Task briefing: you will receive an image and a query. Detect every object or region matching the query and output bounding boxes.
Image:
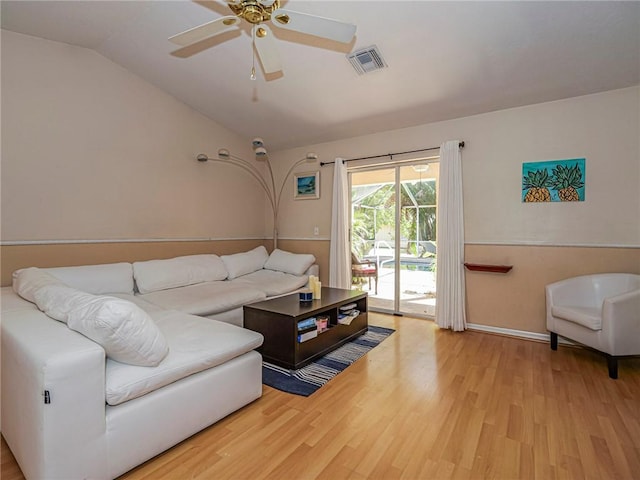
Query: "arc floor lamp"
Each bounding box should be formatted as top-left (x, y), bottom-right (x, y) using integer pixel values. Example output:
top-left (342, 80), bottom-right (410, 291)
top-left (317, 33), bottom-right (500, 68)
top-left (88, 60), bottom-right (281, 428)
top-left (197, 138), bottom-right (318, 249)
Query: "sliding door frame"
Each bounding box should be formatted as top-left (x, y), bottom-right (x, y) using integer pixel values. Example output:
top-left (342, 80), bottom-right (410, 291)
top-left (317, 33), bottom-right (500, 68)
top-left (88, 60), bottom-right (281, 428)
top-left (348, 154), bottom-right (439, 317)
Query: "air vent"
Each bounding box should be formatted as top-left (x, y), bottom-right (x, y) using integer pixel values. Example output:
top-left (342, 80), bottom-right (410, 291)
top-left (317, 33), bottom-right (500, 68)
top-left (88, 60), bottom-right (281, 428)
top-left (347, 45), bottom-right (387, 75)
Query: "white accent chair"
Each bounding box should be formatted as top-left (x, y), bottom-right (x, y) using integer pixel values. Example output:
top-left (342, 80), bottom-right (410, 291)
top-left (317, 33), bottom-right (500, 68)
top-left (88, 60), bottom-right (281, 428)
top-left (546, 273), bottom-right (640, 378)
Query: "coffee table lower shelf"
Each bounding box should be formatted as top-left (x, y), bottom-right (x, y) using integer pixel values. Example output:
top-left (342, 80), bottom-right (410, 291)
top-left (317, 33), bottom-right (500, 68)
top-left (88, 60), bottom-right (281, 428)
top-left (270, 322), bottom-right (367, 370)
top-left (243, 287), bottom-right (368, 370)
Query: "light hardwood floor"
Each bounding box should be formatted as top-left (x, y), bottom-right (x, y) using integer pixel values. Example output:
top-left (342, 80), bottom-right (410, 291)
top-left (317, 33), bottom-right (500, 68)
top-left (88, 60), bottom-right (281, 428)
top-left (3, 313), bottom-right (639, 479)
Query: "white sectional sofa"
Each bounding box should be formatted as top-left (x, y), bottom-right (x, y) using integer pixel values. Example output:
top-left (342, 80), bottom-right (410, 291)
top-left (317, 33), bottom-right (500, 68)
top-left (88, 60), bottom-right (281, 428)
top-left (1, 246), bottom-right (317, 479)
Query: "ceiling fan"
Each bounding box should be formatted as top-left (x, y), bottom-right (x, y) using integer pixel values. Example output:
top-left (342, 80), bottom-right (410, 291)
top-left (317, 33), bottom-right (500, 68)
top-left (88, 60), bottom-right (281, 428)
top-left (168, 0), bottom-right (357, 77)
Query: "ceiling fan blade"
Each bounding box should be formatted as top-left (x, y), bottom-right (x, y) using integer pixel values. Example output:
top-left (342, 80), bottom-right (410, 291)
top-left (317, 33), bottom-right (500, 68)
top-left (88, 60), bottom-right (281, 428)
top-left (254, 25), bottom-right (282, 74)
top-left (168, 16), bottom-right (240, 47)
top-left (271, 8), bottom-right (356, 44)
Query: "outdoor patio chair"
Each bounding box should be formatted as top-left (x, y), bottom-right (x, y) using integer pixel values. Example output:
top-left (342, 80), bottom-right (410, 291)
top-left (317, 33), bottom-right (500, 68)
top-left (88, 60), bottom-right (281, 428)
top-left (351, 252), bottom-right (378, 295)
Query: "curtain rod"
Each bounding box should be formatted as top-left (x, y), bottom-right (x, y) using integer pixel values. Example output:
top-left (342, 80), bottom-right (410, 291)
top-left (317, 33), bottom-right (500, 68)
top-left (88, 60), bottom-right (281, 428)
top-left (319, 141), bottom-right (465, 167)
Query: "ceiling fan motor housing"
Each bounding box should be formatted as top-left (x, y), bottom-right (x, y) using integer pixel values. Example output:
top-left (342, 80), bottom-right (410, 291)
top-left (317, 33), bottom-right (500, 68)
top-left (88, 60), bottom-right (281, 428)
top-left (228, 0), bottom-right (281, 24)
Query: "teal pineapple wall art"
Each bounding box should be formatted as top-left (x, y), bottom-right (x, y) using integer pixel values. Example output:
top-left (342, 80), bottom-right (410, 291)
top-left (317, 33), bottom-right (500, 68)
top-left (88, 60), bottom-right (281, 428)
top-left (522, 158), bottom-right (585, 202)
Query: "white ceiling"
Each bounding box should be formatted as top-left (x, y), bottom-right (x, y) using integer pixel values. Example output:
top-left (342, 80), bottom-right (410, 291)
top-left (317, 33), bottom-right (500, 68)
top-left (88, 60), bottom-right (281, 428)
top-left (2, 1), bottom-right (639, 151)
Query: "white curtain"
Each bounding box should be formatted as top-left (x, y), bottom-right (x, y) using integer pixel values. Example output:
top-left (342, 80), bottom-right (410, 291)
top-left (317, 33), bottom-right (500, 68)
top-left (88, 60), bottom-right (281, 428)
top-left (435, 141), bottom-right (466, 331)
top-left (329, 158), bottom-right (351, 289)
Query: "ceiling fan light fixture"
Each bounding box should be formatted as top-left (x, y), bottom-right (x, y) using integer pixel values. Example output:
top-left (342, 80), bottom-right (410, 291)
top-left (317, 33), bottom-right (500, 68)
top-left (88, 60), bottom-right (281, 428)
top-left (244, 6), bottom-right (263, 24)
top-left (228, 0), bottom-right (281, 24)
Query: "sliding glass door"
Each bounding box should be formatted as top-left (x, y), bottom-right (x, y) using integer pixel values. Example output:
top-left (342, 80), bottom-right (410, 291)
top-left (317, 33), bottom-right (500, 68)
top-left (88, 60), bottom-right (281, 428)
top-left (398, 164), bottom-right (438, 316)
top-left (351, 167), bottom-right (397, 312)
top-left (350, 160), bottom-right (439, 317)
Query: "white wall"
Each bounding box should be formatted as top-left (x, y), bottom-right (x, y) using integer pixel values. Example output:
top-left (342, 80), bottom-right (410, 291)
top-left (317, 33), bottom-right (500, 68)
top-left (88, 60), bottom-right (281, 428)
top-left (274, 86), bottom-right (640, 248)
top-left (1, 30), bottom-right (264, 243)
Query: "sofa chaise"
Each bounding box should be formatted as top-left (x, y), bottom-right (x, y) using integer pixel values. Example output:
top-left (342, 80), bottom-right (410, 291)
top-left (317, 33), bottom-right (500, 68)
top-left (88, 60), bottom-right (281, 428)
top-left (1, 246), bottom-right (317, 479)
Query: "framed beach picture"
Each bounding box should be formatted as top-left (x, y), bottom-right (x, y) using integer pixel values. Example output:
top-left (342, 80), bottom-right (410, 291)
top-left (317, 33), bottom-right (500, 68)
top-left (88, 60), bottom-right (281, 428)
top-left (294, 171), bottom-right (320, 200)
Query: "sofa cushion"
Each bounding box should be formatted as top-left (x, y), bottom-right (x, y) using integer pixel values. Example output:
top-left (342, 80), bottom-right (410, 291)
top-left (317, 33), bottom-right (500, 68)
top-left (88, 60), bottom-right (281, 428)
top-left (43, 262), bottom-right (135, 295)
top-left (551, 305), bottom-right (602, 330)
top-left (14, 268), bottom-right (169, 366)
top-left (220, 246), bottom-right (269, 280)
top-left (67, 295), bottom-right (169, 367)
top-left (264, 249), bottom-right (315, 276)
top-left (231, 269), bottom-right (309, 297)
top-left (109, 293), bottom-right (166, 314)
top-left (105, 310), bottom-right (263, 405)
top-left (138, 281), bottom-right (266, 316)
top-left (1, 286), bottom-right (39, 312)
top-left (133, 255), bottom-right (228, 294)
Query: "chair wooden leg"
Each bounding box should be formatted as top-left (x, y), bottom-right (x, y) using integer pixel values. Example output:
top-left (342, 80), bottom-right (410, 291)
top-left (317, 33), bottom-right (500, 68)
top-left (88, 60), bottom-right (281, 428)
top-left (550, 332), bottom-right (558, 351)
top-left (606, 355), bottom-right (618, 379)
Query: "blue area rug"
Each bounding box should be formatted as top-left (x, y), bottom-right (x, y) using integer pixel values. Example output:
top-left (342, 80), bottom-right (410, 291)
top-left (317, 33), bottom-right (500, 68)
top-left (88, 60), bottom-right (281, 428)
top-left (262, 326), bottom-right (395, 396)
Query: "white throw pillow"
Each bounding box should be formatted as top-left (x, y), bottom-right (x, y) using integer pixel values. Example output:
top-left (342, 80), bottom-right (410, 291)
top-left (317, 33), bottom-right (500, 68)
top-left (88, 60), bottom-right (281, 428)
top-left (33, 284), bottom-right (93, 323)
top-left (13, 267), bottom-right (65, 303)
top-left (133, 254), bottom-right (229, 294)
top-left (67, 296), bottom-right (169, 367)
top-left (264, 249), bottom-right (316, 276)
top-left (221, 246), bottom-right (269, 280)
top-left (15, 267), bottom-right (169, 366)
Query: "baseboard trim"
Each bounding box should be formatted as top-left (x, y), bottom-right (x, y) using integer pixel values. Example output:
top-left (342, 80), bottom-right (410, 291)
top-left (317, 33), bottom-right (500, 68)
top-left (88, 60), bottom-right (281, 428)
top-left (466, 323), bottom-right (574, 345)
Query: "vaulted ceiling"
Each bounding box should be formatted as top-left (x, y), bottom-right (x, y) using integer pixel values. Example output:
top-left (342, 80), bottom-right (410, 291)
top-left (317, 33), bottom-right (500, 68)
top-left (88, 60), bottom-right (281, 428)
top-left (2, 1), bottom-right (639, 150)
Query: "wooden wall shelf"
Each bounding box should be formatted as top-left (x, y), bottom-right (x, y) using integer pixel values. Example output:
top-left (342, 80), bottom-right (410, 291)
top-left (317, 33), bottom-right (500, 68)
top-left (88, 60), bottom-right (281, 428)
top-left (464, 263), bottom-right (513, 274)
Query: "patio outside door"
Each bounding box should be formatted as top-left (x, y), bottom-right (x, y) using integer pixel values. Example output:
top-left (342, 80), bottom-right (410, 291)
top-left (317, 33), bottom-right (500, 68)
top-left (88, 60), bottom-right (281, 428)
top-left (350, 161), bottom-right (439, 317)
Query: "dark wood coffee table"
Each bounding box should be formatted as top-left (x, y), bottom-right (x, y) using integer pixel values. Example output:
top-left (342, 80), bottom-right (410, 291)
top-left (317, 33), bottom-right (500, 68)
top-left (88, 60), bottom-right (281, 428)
top-left (243, 287), bottom-right (368, 369)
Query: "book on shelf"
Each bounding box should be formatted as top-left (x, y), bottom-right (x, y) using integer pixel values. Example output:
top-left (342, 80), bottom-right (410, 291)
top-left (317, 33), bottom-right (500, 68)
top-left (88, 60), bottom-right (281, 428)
top-left (339, 303), bottom-right (358, 312)
top-left (297, 317), bottom-right (317, 330)
top-left (315, 315), bottom-right (329, 332)
top-left (338, 309), bottom-right (360, 325)
top-left (297, 329), bottom-right (318, 343)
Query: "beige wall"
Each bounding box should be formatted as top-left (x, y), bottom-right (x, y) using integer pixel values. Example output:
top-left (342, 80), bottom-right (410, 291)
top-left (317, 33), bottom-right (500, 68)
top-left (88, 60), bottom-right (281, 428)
top-left (272, 87), bottom-right (640, 332)
top-left (465, 245), bottom-right (639, 333)
top-left (1, 31), bottom-right (264, 243)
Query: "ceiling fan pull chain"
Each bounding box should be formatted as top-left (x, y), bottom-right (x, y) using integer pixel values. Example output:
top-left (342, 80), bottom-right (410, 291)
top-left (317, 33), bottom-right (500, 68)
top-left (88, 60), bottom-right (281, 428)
top-left (250, 25), bottom-right (257, 81)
